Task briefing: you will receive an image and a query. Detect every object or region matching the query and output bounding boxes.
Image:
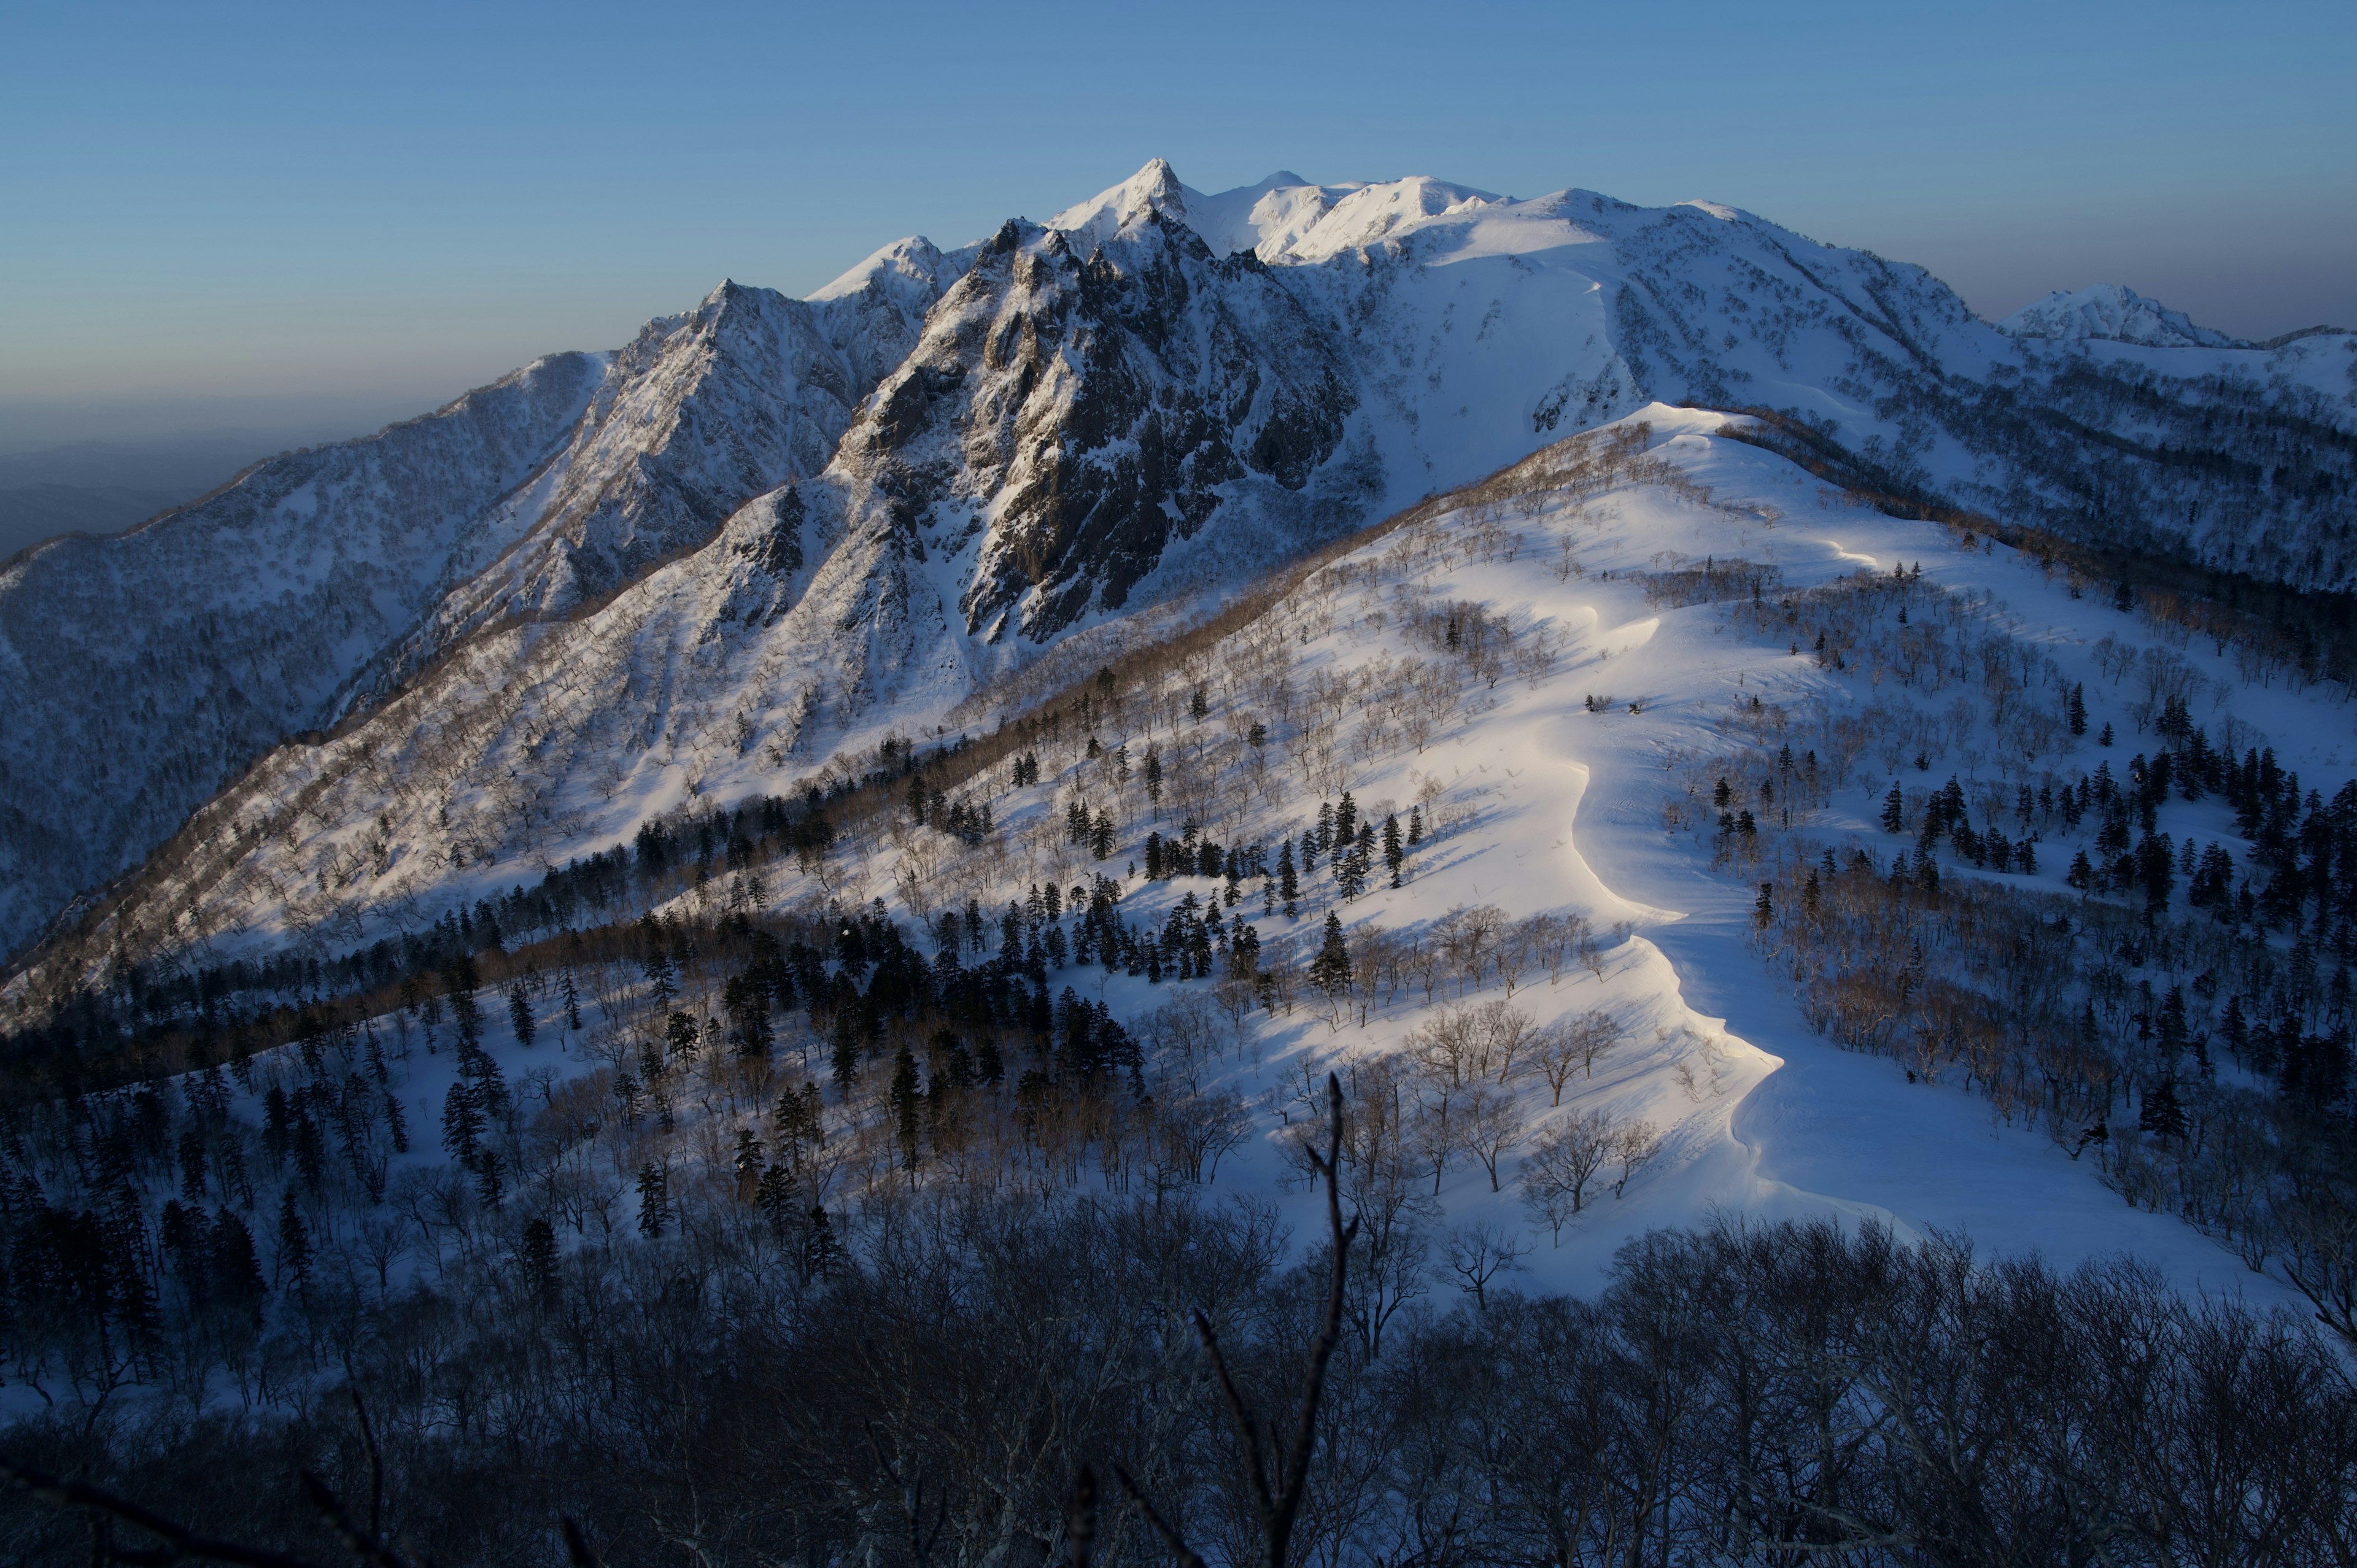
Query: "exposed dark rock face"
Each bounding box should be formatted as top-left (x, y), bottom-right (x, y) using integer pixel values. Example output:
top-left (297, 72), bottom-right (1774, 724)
top-left (827, 212), bottom-right (1360, 643)
top-left (4, 164), bottom-right (2351, 967)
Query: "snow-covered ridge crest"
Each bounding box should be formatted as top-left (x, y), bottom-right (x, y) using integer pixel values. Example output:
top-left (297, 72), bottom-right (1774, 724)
top-left (2, 158), bottom-right (2351, 971)
top-left (1998, 283), bottom-right (2242, 348)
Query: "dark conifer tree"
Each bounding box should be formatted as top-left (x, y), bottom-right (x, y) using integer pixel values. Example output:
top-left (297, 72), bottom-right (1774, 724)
top-left (1383, 813), bottom-right (1404, 887)
top-left (830, 1013), bottom-right (859, 1100)
top-left (520, 1216), bottom-right (558, 1302)
top-left (383, 1089), bottom-right (409, 1154)
top-left (211, 1210), bottom-right (266, 1317)
top-left (891, 1045), bottom-right (922, 1170)
top-left (508, 983), bottom-right (535, 1048)
top-left (1279, 841), bottom-right (1300, 918)
top-left (275, 1191), bottom-right (312, 1287)
top-left (2138, 1078), bottom-right (2189, 1141)
top-left (1310, 913), bottom-right (1353, 997)
top-left (441, 1081), bottom-right (482, 1168)
top-left (635, 1162), bottom-right (668, 1238)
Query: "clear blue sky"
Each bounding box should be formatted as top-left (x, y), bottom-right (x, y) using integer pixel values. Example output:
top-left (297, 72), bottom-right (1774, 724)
top-left (4, 0), bottom-right (2351, 450)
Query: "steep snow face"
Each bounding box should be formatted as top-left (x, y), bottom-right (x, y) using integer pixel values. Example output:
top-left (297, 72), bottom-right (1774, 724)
top-left (25, 213), bottom-right (1386, 965)
top-left (376, 275), bottom-right (945, 690)
top-left (1051, 163), bottom-right (1513, 265)
top-left (10, 160), bottom-right (2356, 978)
top-left (0, 253), bottom-right (956, 960)
top-left (880, 212), bottom-right (1372, 641)
top-left (1999, 284), bottom-right (2241, 348)
top-left (63, 411), bottom-right (2344, 1330)
top-left (0, 352), bottom-right (605, 957)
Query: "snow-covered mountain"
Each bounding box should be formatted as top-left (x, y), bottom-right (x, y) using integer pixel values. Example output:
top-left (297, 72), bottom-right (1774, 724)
top-left (1998, 283), bottom-right (2242, 348)
top-left (0, 260), bottom-right (953, 960)
top-left (3, 161), bottom-right (2353, 973)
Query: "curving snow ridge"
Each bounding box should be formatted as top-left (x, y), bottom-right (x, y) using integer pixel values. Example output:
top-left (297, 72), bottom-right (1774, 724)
top-left (3, 160), bottom-right (2353, 969)
top-left (1997, 283), bottom-right (2242, 348)
top-left (112, 407), bottom-right (2337, 1319)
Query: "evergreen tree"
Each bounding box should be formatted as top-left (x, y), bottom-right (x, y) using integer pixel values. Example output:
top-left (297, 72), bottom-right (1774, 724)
top-left (1383, 813), bottom-right (1404, 887)
top-left (561, 970), bottom-right (581, 1030)
top-left (1754, 882), bottom-right (1775, 929)
top-left (755, 1164), bottom-right (795, 1236)
top-left (2068, 682), bottom-right (2088, 736)
top-left (830, 1013), bottom-right (859, 1099)
top-left (1309, 913), bottom-right (1353, 996)
top-left (2138, 1078), bottom-right (2188, 1141)
top-left (891, 1043), bottom-right (922, 1171)
top-left (635, 1162), bottom-right (668, 1238)
top-left (441, 1080), bottom-right (483, 1168)
top-left (508, 982), bottom-right (535, 1048)
top-left (446, 955), bottom-right (484, 1048)
top-left (801, 1205), bottom-right (842, 1281)
top-left (520, 1215), bottom-right (559, 1302)
top-left (1880, 781), bottom-right (1906, 833)
top-left (667, 1008), bottom-right (701, 1064)
top-left (1335, 792), bottom-right (1358, 849)
top-left (275, 1191), bottom-right (312, 1287)
top-left (211, 1210), bottom-right (266, 1318)
top-left (1278, 841), bottom-right (1300, 917)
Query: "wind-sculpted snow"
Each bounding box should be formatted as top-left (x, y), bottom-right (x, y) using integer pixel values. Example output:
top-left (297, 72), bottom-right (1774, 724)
top-left (6, 159), bottom-right (2354, 974)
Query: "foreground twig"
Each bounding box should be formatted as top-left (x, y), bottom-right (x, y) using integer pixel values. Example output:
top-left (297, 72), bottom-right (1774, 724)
top-left (1123, 1072), bottom-right (1358, 1568)
top-left (0, 1455), bottom-right (328, 1568)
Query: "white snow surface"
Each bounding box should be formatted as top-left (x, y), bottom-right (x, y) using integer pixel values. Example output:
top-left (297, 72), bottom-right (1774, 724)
top-left (1999, 284), bottom-right (2241, 348)
top-left (68, 407), bottom-right (2338, 1346)
top-left (4, 161), bottom-right (2353, 968)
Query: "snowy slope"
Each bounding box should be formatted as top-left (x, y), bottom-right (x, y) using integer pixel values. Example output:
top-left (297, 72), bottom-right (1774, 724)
top-left (0, 352), bottom-right (606, 958)
top-left (71, 409), bottom-right (2343, 1348)
top-left (1999, 284), bottom-right (2242, 347)
top-left (6, 160), bottom-right (2353, 975)
top-left (0, 259), bottom-right (953, 959)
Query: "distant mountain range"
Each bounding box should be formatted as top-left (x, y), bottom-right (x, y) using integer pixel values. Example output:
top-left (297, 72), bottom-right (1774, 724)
top-left (0, 434), bottom-right (301, 559)
top-left (1, 160), bottom-right (2350, 972)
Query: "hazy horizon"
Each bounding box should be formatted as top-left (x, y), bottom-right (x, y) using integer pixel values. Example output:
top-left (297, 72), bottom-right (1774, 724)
top-left (6, 0), bottom-right (2351, 455)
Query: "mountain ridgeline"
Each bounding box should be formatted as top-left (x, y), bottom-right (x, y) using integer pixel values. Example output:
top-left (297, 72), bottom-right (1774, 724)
top-left (2, 160), bottom-right (2351, 982)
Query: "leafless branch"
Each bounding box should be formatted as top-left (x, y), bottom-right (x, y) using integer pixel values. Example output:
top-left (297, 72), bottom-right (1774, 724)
top-left (0, 1455), bottom-right (328, 1568)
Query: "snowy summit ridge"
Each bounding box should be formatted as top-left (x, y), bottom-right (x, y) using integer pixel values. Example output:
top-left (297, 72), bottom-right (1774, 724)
top-left (1997, 283), bottom-right (2242, 348)
top-left (0, 160), bottom-right (2351, 972)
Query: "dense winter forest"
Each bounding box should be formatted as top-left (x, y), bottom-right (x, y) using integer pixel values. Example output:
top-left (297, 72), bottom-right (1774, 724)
top-left (1, 419), bottom-right (2351, 1565)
